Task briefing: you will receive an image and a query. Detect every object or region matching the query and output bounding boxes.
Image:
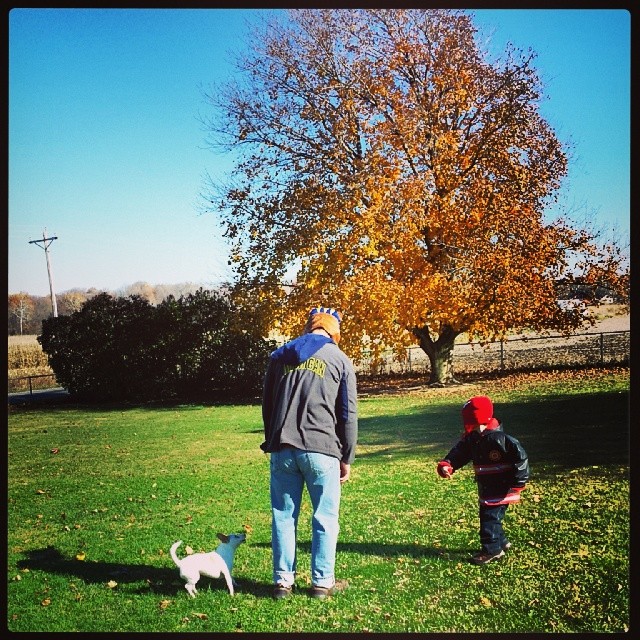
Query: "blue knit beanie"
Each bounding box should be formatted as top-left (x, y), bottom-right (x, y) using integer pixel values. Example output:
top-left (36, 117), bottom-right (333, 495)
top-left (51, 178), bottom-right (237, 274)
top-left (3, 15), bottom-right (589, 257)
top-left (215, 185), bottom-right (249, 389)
top-left (304, 306), bottom-right (342, 342)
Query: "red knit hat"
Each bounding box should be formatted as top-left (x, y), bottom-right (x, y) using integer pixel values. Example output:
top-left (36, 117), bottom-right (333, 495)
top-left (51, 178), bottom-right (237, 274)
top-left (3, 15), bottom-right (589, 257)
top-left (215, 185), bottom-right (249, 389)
top-left (462, 396), bottom-right (493, 432)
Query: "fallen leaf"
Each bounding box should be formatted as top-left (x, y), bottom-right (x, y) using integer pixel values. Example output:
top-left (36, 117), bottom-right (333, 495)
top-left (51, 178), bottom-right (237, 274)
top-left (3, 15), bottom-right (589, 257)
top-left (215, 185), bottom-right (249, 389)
top-left (41, 599), bottom-right (51, 607)
top-left (192, 612), bottom-right (208, 620)
top-left (75, 552), bottom-right (86, 561)
top-left (480, 596), bottom-right (492, 607)
top-left (107, 580), bottom-right (118, 589)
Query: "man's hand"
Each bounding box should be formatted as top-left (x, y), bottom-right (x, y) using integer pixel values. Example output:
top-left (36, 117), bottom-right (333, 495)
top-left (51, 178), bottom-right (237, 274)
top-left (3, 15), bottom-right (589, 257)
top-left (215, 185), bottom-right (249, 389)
top-left (340, 462), bottom-right (351, 483)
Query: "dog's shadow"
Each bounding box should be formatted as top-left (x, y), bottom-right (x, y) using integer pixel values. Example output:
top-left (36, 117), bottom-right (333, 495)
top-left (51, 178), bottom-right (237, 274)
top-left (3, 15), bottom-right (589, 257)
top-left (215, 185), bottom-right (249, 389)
top-left (15, 547), bottom-right (273, 598)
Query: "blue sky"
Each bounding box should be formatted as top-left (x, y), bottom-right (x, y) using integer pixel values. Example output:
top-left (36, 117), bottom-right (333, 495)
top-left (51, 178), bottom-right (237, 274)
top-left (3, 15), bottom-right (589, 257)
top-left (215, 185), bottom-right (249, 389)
top-left (8, 8), bottom-right (631, 297)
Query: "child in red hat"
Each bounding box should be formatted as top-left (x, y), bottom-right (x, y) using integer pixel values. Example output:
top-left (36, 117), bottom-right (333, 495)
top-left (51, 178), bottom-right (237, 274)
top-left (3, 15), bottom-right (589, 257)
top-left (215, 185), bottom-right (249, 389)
top-left (436, 395), bottom-right (529, 564)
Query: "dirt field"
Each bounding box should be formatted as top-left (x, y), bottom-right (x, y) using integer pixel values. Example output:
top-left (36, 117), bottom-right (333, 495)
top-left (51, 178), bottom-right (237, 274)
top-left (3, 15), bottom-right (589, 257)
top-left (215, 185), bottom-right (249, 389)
top-left (581, 311), bottom-right (629, 333)
top-left (8, 334), bottom-right (41, 346)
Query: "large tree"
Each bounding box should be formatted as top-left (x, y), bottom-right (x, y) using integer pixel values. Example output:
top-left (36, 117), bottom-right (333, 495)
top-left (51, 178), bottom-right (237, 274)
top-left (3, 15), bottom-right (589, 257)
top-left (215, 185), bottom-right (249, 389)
top-left (202, 8), bottom-right (628, 384)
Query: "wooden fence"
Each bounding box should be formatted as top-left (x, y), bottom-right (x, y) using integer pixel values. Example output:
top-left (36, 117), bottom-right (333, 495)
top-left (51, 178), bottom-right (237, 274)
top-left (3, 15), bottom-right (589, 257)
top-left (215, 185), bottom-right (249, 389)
top-left (356, 330), bottom-right (630, 376)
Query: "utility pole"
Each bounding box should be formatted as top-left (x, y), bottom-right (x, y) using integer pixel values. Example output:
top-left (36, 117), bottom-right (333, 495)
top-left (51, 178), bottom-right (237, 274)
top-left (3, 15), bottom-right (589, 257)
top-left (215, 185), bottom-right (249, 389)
top-left (29, 229), bottom-right (58, 317)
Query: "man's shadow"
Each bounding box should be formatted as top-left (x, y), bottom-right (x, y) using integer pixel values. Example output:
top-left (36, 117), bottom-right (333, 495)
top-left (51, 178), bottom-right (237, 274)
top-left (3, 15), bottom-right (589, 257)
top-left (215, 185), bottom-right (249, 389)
top-left (17, 541), bottom-right (466, 599)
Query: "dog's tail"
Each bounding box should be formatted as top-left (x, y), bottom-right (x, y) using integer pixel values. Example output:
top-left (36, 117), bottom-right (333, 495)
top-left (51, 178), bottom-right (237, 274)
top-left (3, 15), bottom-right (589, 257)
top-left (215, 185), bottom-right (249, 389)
top-left (170, 540), bottom-right (183, 567)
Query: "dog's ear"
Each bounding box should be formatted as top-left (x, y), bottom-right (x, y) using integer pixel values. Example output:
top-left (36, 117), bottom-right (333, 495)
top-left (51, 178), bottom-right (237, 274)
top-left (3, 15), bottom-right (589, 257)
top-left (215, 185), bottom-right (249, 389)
top-left (217, 533), bottom-right (229, 543)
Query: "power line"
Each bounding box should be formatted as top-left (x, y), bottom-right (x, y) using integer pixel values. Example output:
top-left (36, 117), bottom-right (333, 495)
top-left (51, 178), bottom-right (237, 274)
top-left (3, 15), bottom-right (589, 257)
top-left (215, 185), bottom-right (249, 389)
top-left (29, 230), bottom-right (59, 317)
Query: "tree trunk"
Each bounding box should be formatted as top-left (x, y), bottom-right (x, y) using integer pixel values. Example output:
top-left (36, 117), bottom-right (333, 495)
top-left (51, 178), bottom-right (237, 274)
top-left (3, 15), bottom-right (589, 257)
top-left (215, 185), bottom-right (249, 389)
top-left (412, 323), bottom-right (460, 386)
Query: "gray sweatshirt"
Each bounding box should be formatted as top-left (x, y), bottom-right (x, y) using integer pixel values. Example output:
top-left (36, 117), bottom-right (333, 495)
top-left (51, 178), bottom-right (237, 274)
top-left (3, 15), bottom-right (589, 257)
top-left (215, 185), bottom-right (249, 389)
top-left (261, 333), bottom-right (358, 463)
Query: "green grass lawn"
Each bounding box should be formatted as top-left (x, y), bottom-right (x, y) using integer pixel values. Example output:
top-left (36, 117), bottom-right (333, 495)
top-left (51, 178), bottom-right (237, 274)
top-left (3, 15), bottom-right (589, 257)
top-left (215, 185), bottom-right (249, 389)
top-left (6, 368), bottom-right (629, 633)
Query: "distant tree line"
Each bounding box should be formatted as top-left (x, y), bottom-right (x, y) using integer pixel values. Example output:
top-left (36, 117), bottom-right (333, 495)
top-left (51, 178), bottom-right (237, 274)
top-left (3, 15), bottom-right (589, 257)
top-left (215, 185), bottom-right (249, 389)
top-left (9, 278), bottom-right (622, 338)
top-left (7, 282), bottom-right (212, 336)
top-left (37, 288), bottom-right (273, 402)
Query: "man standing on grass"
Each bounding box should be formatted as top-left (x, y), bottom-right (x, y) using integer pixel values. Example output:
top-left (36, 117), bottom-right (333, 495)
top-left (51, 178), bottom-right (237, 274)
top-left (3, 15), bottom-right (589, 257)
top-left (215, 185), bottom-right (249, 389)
top-left (261, 306), bottom-right (358, 600)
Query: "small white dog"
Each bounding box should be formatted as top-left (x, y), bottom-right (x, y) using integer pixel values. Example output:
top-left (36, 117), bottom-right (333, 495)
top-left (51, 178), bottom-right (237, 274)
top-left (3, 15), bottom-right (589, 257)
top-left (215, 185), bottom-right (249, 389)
top-left (170, 532), bottom-right (246, 597)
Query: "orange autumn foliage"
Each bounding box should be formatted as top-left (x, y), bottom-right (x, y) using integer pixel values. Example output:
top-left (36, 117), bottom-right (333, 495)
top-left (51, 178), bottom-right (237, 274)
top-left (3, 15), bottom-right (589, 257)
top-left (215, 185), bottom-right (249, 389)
top-left (203, 9), bottom-right (628, 384)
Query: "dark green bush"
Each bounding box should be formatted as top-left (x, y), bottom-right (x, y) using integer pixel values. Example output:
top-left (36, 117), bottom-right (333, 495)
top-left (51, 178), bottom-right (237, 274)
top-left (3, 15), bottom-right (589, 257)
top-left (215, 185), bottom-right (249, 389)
top-left (38, 289), bottom-right (276, 402)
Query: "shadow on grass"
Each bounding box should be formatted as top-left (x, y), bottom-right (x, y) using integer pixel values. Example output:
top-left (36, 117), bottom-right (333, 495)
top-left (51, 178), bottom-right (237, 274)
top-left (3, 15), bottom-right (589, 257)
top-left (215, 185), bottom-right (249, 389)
top-left (250, 540), bottom-right (461, 559)
top-left (17, 546), bottom-right (181, 596)
top-left (9, 382), bottom-right (629, 471)
top-left (17, 540), bottom-right (465, 598)
top-left (16, 546), bottom-right (275, 598)
top-left (7, 389), bottom-right (263, 411)
top-left (357, 389), bottom-right (629, 469)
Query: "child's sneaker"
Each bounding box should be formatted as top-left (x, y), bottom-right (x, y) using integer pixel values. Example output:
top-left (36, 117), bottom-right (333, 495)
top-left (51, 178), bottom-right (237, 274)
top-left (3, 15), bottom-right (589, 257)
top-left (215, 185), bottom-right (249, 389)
top-left (470, 549), bottom-right (505, 565)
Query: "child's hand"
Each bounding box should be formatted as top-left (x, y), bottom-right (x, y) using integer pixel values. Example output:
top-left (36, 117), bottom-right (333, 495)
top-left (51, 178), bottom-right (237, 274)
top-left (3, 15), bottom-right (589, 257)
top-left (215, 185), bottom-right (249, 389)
top-left (437, 461), bottom-right (453, 478)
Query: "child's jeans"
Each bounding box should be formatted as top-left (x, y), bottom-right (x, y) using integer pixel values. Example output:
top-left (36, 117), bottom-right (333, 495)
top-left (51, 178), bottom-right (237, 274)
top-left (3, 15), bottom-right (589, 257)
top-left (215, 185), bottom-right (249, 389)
top-left (479, 504), bottom-right (509, 554)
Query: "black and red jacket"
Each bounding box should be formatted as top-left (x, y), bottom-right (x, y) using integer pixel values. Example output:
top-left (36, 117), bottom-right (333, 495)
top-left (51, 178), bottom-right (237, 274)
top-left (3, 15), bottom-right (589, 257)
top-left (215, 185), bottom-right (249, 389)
top-left (442, 420), bottom-right (529, 506)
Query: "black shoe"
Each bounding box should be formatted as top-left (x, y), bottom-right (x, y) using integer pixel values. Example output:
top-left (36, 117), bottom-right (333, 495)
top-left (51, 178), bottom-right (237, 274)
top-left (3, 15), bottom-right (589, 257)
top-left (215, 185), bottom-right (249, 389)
top-left (273, 584), bottom-right (293, 600)
top-left (470, 549), bottom-right (506, 565)
top-left (310, 579), bottom-right (349, 599)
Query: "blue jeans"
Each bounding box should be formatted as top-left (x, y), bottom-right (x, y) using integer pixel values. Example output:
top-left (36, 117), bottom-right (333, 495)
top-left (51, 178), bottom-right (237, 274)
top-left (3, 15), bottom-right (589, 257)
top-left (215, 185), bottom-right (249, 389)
top-left (270, 448), bottom-right (341, 589)
top-left (479, 504), bottom-right (509, 554)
